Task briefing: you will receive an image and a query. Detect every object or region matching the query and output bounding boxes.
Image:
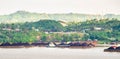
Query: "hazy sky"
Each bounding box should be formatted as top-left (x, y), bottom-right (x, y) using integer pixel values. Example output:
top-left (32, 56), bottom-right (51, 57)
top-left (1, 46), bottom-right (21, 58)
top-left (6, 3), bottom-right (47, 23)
top-left (0, 0), bottom-right (120, 15)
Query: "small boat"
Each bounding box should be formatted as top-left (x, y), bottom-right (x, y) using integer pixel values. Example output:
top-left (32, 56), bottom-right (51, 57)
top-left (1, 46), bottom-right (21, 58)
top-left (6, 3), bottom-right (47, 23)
top-left (104, 46), bottom-right (120, 52)
top-left (48, 42), bottom-right (56, 47)
top-left (104, 49), bottom-right (120, 52)
top-left (52, 42), bottom-right (70, 47)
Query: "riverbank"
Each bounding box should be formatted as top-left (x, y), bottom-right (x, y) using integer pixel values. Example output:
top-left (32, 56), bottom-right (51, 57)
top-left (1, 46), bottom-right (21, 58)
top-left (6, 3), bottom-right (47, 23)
top-left (0, 44), bottom-right (111, 48)
top-left (0, 43), bottom-right (119, 48)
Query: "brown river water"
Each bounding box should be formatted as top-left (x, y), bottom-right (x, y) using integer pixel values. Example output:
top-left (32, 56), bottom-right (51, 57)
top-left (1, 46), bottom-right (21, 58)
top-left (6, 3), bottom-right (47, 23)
top-left (0, 47), bottom-right (120, 59)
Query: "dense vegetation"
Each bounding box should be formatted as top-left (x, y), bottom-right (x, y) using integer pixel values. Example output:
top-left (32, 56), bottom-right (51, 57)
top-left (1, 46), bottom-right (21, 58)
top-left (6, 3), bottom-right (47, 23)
top-left (65, 19), bottom-right (120, 43)
top-left (0, 20), bottom-right (65, 44)
top-left (0, 30), bottom-right (41, 44)
top-left (0, 19), bottom-right (120, 44)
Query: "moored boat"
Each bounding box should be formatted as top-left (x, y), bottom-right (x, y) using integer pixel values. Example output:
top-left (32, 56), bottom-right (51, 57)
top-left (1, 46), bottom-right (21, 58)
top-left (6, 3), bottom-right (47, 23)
top-left (50, 41), bottom-right (97, 48)
top-left (104, 46), bottom-right (120, 52)
top-left (0, 42), bottom-right (50, 48)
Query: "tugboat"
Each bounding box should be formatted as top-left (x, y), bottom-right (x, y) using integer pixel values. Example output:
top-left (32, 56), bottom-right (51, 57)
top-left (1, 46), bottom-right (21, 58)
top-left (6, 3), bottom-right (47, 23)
top-left (104, 46), bottom-right (120, 52)
top-left (104, 42), bottom-right (120, 52)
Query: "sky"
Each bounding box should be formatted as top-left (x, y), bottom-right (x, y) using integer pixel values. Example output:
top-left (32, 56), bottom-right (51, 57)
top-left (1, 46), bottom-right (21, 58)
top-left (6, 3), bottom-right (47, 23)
top-left (0, 0), bottom-right (120, 15)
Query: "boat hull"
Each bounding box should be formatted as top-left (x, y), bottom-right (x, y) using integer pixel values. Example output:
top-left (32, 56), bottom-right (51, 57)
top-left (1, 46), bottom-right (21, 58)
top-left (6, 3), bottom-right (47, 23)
top-left (104, 49), bottom-right (120, 52)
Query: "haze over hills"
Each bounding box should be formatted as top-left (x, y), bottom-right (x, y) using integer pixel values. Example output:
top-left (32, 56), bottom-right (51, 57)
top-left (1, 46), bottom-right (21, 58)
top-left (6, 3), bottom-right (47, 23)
top-left (0, 11), bottom-right (120, 23)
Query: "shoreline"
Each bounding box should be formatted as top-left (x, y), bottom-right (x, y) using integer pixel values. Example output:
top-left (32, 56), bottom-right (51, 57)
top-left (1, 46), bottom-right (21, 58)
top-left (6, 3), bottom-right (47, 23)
top-left (0, 45), bottom-right (109, 49)
top-left (0, 43), bottom-right (116, 48)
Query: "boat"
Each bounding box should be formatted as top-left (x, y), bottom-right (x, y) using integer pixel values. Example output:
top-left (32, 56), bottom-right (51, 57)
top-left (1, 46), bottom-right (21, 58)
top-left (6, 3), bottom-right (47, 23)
top-left (50, 42), bottom-right (70, 47)
top-left (0, 42), bottom-right (50, 47)
top-left (104, 46), bottom-right (120, 52)
top-left (50, 41), bottom-right (96, 48)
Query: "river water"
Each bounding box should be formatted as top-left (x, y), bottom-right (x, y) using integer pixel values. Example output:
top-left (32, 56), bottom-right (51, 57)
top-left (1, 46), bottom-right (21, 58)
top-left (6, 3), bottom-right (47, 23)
top-left (0, 47), bottom-right (119, 59)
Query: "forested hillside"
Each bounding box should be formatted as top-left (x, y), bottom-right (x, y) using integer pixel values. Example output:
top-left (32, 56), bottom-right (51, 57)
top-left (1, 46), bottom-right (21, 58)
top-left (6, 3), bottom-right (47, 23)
top-left (0, 19), bottom-right (120, 44)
